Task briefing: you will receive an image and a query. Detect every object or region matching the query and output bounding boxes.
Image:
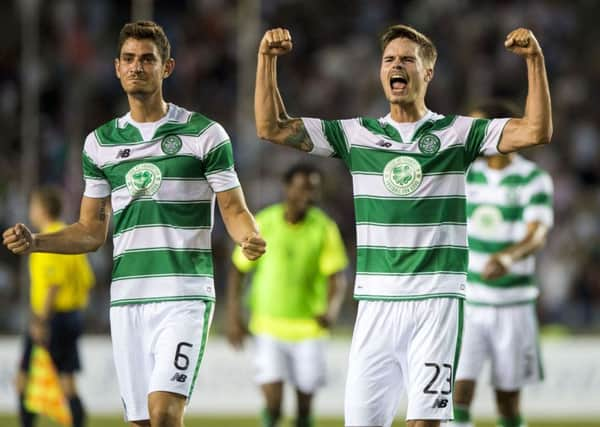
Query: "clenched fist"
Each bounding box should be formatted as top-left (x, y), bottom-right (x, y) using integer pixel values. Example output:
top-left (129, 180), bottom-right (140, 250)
top-left (504, 28), bottom-right (542, 58)
top-left (259, 28), bottom-right (293, 57)
top-left (2, 223), bottom-right (34, 255)
top-left (240, 232), bottom-right (266, 261)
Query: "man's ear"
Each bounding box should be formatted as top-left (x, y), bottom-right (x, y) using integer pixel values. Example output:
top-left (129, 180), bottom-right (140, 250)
top-left (163, 58), bottom-right (175, 78)
top-left (424, 67), bottom-right (434, 83)
top-left (114, 58), bottom-right (121, 79)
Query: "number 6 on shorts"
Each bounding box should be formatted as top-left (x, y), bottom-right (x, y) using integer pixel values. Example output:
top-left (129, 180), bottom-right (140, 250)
top-left (174, 342), bottom-right (193, 370)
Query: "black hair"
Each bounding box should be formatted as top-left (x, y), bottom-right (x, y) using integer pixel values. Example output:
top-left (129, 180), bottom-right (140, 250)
top-left (117, 20), bottom-right (171, 63)
top-left (283, 163), bottom-right (322, 184)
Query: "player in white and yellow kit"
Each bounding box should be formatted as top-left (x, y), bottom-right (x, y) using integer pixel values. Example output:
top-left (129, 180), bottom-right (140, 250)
top-left (254, 25), bottom-right (552, 427)
top-left (450, 101), bottom-right (553, 427)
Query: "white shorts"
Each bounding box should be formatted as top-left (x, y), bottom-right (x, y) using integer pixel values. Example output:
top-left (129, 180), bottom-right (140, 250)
top-left (345, 298), bottom-right (462, 426)
top-left (254, 334), bottom-right (327, 394)
top-left (455, 303), bottom-right (542, 391)
top-left (110, 300), bottom-right (214, 421)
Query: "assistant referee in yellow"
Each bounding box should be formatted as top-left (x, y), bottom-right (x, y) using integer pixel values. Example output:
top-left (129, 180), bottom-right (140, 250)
top-left (16, 187), bottom-right (94, 427)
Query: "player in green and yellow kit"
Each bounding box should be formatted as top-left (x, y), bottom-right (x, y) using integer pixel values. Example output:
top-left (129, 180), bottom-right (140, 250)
top-left (226, 164), bottom-right (348, 427)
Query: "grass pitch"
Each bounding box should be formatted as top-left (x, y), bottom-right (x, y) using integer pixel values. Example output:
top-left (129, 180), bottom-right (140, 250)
top-left (0, 415), bottom-right (598, 426)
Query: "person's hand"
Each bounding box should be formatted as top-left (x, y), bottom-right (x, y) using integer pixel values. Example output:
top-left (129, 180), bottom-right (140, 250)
top-left (504, 28), bottom-right (542, 58)
top-left (2, 223), bottom-right (35, 255)
top-left (29, 317), bottom-right (49, 346)
top-left (259, 28), bottom-right (293, 57)
top-left (241, 233), bottom-right (266, 260)
top-left (481, 254), bottom-right (512, 280)
top-left (315, 313), bottom-right (333, 329)
top-left (226, 315), bottom-right (248, 350)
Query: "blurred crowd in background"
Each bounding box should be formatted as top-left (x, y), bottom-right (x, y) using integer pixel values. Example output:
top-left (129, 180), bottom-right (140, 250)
top-left (0, 0), bottom-right (599, 334)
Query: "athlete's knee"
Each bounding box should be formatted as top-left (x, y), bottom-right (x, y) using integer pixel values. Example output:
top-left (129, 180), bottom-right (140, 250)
top-left (262, 382), bottom-right (283, 412)
top-left (59, 374), bottom-right (77, 398)
top-left (453, 380), bottom-right (476, 406)
top-left (406, 420), bottom-right (441, 427)
top-left (148, 392), bottom-right (185, 427)
top-left (149, 404), bottom-right (183, 427)
top-left (495, 390), bottom-right (520, 418)
top-left (14, 371), bottom-right (27, 394)
top-left (296, 390), bottom-right (313, 418)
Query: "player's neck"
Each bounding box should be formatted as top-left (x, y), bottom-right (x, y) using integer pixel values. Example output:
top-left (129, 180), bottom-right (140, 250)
top-left (388, 101), bottom-right (428, 123)
top-left (486, 154), bottom-right (513, 169)
top-left (127, 92), bottom-right (169, 123)
top-left (284, 205), bottom-right (306, 224)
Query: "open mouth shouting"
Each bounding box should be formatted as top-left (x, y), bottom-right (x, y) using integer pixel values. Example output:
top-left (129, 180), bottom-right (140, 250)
top-left (390, 72), bottom-right (408, 93)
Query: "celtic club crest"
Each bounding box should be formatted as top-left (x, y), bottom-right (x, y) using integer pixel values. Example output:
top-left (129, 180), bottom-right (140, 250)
top-left (161, 135), bottom-right (182, 155)
top-left (383, 156), bottom-right (423, 196)
top-left (125, 163), bottom-right (162, 197)
top-left (418, 133), bottom-right (441, 155)
top-left (471, 205), bottom-right (503, 234)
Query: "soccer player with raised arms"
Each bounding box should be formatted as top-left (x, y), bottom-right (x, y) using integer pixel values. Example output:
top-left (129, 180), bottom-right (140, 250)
top-left (3, 21), bottom-right (265, 427)
top-left (255, 25), bottom-right (552, 427)
top-left (450, 101), bottom-right (553, 427)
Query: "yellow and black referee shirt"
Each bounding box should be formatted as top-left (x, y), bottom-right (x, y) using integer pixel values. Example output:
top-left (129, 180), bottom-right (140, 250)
top-left (29, 222), bottom-right (95, 316)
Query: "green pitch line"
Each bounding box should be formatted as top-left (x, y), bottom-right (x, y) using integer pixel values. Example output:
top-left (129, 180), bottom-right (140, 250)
top-left (0, 415), bottom-right (598, 427)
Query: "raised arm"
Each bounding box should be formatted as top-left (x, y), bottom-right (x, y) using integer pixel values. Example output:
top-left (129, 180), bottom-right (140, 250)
top-left (2, 196), bottom-right (111, 255)
top-left (255, 28), bottom-right (313, 152)
top-left (497, 28), bottom-right (552, 153)
top-left (216, 187), bottom-right (266, 260)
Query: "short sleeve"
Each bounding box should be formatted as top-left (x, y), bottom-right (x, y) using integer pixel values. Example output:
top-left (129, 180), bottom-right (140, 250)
top-left (82, 133), bottom-right (111, 198)
top-left (319, 219), bottom-right (349, 276)
top-left (457, 116), bottom-right (511, 165)
top-left (202, 123), bottom-right (241, 192)
top-left (523, 171), bottom-right (554, 228)
top-left (302, 118), bottom-right (351, 164)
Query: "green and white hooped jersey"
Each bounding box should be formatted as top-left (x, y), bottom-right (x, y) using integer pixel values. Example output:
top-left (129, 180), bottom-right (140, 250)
top-left (466, 155), bottom-right (553, 305)
top-left (82, 104), bottom-right (240, 306)
top-left (302, 111), bottom-right (509, 300)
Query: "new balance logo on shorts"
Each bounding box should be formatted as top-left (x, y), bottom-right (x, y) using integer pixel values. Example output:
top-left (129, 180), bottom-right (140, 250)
top-left (170, 373), bottom-right (187, 383)
top-left (432, 398), bottom-right (448, 409)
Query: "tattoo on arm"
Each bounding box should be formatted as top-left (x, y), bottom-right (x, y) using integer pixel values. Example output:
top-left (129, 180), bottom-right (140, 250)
top-left (283, 119), bottom-right (314, 152)
top-left (98, 201), bottom-right (107, 221)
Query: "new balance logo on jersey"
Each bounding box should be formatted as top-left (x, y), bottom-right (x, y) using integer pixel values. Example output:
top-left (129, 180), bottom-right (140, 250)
top-left (376, 140), bottom-right (392, 148)
top-left (170, 373), bottom-right (187, 383)
top-left (432, 398), bottom-right (448, 409)
top-left (116, 149), bottom-right (131, 158)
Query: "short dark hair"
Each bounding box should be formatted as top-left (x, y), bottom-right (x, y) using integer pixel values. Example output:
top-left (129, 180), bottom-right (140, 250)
top-left (283, 164), bottom-right (322, 184)
top-left (380, 24), bottom-right (437, 67)
top-left (471, 99), bottom-right (521, 118)
top-left (117, 21), bottom-right (171, 63)
top-left (32, 186), bottom-right (62, 219)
